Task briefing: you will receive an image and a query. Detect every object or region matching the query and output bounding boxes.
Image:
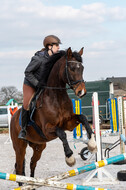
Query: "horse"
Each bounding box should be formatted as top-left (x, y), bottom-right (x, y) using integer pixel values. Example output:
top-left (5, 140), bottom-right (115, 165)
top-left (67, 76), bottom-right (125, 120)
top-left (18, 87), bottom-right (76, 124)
top-left (10, 47), bottom-right (97, 184)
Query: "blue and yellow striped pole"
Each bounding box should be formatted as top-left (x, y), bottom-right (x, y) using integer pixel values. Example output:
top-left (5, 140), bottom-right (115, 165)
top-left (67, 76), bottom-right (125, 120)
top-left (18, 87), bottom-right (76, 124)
top-left (12, 183), bottom-right (111, 190)
top-left (115, 98), bottom-right (119, 132)
top-left (1, 154), bottom-right (126, 190)
top-left (72, 99), bottom-right (83, 139)
top-left (108, 98), bottom-right (119, 133)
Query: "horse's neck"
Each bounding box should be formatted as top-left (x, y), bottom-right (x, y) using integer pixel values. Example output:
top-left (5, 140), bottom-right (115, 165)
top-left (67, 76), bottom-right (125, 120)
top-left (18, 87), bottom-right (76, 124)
top-left (42, 58), bottom-right (69, 106)
top-left (47, 58), bottom-right (66, 88)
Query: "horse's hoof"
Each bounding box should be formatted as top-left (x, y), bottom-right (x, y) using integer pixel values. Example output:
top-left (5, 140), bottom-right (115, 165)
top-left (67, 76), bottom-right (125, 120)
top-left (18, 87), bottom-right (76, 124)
top-left (88, 134), bottom-right (97, 153)
top-left (65, 155), bottom-right (76, 167)
top-left (88, 144), bottom-right (97, 153)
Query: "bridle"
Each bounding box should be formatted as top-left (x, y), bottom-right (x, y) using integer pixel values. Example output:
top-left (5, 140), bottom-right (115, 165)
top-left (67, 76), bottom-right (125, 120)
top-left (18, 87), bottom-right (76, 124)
top-left (42, 57), bottom-right (84, 90)
top-left (65, 59), bottom-right (84, 90)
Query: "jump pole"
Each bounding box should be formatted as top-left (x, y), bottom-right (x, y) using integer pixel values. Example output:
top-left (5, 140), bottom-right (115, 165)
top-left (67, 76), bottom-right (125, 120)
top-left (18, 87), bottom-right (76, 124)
top-left (12, 183), bottom-right (111, 190)
top-left (108, 98), bottom-right (119, 133)
top-left (1, 153), bottom-right (126, 189)
top-left (83, 92), bottom-right (119, 186)
top-left (72, 99), bottom-right (83, 139)
top-left (4, 105), bottom-right (18, 144)
top-left (4, 105), bottom-right (12, 144)
top-left (123, 96), bottom-right (126, 138)
top-left (118, 96), bottom-right (125, 154)
top-left (120, 96), bottom-right (126, 144)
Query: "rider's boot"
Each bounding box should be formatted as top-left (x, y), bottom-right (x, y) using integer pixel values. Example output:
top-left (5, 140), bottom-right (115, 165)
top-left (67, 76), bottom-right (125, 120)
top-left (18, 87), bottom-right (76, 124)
top-left (18, 107), bottom-right (29, 140)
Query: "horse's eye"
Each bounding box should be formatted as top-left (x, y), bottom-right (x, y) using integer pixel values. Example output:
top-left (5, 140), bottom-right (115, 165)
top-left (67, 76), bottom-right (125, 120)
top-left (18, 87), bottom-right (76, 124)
top-left (70, 65), bottom-right (75, 71)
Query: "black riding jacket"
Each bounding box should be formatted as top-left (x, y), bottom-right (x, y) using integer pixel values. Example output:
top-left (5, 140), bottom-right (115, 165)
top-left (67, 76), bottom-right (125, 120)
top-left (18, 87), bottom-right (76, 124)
top-left (24, 50), bottom-right (65, 89)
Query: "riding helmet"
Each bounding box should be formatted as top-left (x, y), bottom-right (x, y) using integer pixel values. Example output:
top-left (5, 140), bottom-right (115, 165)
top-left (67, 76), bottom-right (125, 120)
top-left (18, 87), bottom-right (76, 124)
top-left (43, 35), bottom-right (62, 47)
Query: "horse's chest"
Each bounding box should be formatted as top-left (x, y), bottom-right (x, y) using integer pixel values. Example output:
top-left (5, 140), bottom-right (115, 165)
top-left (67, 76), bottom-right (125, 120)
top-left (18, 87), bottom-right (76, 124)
top-left (45, 96), bottom-right (73, 126)
top-left (58, 106), bottom-right (72, 126)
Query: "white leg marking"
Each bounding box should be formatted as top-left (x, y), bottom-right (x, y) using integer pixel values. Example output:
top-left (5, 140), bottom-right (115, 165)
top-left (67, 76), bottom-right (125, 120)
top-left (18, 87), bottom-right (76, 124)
top-left (65, 155), bottom-right (76, 167)
top-left (88, 133), bottom-right (97, 153)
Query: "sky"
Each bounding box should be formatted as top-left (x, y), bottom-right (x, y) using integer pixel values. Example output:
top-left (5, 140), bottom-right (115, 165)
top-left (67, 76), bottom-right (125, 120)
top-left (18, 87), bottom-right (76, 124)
top-left (0, 0), bottom-right (126, 91)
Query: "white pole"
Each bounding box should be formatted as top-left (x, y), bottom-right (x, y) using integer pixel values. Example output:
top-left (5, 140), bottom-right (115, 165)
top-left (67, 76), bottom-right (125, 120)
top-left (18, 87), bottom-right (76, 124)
top-left (4, 104), bottom-right (18, 144)
top-left (83, 92), bottom-right (117, 185)
top-left (92, 92), bottom-right (102, 180)
top-left (118, 96), bottom-right (125, 153)
top-left (4, 105), bottom-right (11, 144)
top-left (123, 96), bottom-right (126, 139)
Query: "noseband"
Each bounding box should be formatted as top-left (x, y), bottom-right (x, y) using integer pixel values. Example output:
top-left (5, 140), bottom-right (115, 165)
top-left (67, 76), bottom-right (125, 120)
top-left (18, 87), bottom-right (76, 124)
top-left (65, 59), bottom-right (84, 90)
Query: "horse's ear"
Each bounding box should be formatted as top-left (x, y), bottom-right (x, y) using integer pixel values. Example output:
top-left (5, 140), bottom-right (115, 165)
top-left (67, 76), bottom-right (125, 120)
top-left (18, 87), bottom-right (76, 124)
top-left (67, 47), bottom-right (72, 58)
top-left (78, 47), bottom-right (84, 56)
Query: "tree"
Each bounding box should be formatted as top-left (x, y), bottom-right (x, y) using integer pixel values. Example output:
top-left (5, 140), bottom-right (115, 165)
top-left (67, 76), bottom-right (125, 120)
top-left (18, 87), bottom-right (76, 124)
top-left (0, 86), bottom-right (23, 105)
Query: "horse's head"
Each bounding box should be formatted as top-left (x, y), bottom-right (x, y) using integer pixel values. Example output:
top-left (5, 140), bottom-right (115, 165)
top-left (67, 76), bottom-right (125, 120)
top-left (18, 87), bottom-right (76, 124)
top-left (66, 47), bottom-right (86, 98)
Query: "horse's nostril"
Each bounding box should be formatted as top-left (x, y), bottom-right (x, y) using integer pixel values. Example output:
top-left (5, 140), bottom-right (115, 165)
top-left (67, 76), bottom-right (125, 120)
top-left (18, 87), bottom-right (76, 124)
top-left (77, 89), bottom-right (86, 97)
top-left (78, 91), bottom-right (82, 96)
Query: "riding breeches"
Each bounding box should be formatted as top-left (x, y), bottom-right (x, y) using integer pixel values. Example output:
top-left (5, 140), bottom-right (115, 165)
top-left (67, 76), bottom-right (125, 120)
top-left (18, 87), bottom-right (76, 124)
top-left (23, 84), bottom-right (35, 110)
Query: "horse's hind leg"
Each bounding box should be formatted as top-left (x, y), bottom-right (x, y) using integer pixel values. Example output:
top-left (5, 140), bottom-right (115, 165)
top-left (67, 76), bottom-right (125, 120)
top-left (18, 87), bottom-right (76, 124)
top-left (14, 159), bottom-right (25, 175)
top-left (14, 140), bottom-right (27, 186)
top-left (29, 142), bottom-right (46, 177)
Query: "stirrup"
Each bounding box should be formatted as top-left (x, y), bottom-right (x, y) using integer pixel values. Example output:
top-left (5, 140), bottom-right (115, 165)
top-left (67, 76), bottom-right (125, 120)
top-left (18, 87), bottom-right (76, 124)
top-left (18, 129), bottom-right (27, 140)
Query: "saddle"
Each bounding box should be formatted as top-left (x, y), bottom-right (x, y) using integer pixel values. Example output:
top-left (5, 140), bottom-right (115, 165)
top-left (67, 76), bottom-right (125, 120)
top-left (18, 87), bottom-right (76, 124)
top-left (19, 88), bottom-right (47, 139)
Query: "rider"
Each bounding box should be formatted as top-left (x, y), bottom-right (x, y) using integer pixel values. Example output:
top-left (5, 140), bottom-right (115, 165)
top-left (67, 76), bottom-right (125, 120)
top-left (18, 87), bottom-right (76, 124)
top-left (18, 35), bottom-right (62, 140)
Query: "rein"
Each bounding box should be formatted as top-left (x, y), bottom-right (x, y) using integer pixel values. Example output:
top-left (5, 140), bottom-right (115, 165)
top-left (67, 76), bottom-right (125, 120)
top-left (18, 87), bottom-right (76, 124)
top-left (42, 86), bottom-right (71, 90)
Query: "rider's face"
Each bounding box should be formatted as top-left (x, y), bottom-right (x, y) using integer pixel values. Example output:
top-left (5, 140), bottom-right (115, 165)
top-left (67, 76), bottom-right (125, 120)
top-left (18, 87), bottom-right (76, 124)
top-left (52, 44), bottom-right (60, 53)
top-left (48, 44), bottom-right (60, 56)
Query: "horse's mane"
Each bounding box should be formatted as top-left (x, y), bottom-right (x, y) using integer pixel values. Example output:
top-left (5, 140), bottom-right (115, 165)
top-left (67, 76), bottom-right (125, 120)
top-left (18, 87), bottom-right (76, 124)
top-left (48, 50), bottom-right (66, 65)
top-left (48, 49), bottom-right (82, 66)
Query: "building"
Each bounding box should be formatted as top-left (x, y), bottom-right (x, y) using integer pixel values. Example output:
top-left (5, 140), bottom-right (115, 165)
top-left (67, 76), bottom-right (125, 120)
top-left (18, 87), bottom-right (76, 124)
top-left (106, 77), bottom-right (126, 97)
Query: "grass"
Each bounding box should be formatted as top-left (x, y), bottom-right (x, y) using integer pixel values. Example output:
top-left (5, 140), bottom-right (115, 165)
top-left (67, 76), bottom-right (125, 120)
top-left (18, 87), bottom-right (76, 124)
top-left (0, 128), bottom-right (9, 134)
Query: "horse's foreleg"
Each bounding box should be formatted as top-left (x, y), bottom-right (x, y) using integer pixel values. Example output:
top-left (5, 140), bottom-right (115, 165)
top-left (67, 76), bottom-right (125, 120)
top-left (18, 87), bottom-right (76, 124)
top-left (56, 127), bottom-right (76, 167)
top-left (29, 143), bottom-right (46, 177)
top-left (56, 127), bottom-right (73, 157)
top-left (77, 114), bottom-right (97, 153)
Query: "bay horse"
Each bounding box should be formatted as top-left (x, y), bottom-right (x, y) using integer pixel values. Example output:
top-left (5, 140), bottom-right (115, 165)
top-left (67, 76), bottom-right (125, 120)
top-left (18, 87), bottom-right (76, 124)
top-left (10, 47), bottom-right (97, 183)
